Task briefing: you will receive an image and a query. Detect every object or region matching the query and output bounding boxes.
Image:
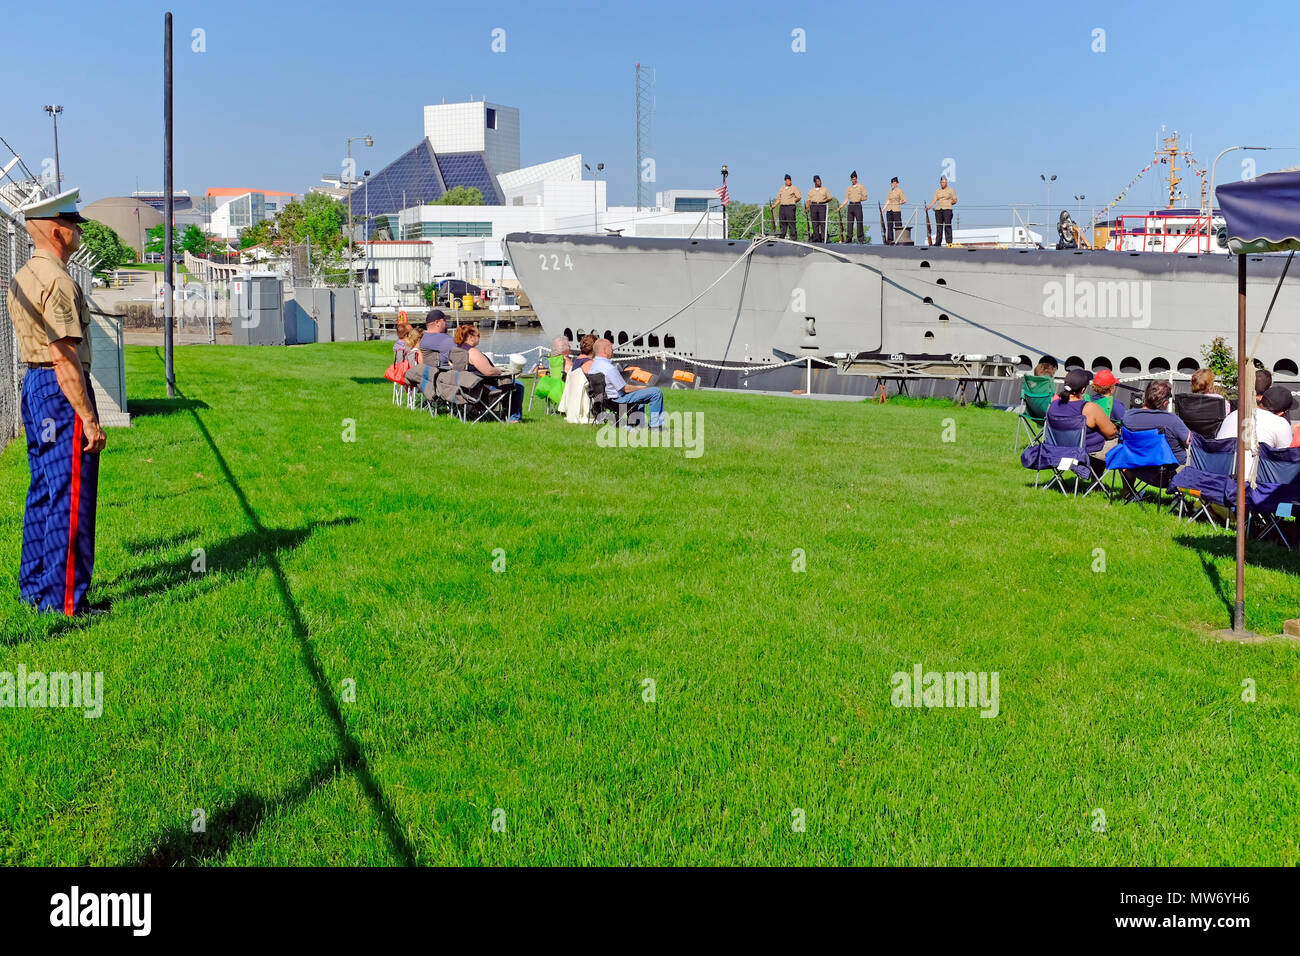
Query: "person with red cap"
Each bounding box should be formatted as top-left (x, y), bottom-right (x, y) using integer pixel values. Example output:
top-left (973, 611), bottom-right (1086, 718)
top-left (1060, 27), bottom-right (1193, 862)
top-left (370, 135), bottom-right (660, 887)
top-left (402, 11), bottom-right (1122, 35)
top-left (1088, 368), bottom-right (1126, 425)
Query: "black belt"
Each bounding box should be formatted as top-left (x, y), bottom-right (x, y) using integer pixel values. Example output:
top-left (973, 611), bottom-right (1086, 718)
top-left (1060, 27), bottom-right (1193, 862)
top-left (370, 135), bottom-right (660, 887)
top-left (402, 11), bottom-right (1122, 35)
top-left (848, 201), bottom-right (863, 205)
top-left (26, 362), bottom-right (53, 369)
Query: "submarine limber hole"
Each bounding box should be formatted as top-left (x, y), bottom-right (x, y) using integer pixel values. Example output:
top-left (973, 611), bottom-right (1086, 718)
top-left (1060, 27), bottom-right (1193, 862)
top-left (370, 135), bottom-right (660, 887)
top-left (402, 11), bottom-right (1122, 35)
top-left (1177, 357), bottom-right (1200, 375)
top-left (1064, 356), bottom-right (1085, 370)
top-left (1092, 357), bottom-right (1112, 371)
top-left (924, 331), bottom-right (935, 341)
top-left (649, 334), bottom-right (660, 347)
top-left (604, 329), bottom-right (613, 342)
top-left (1273, 359), bottom-right (1298, 377)
top-left (617, 331), bottom-right (629, 345)
top-left (920, 261), bottom-right (930, 268)
top-left (1016, 355), bottom-right (1032, 371)
top-left (664, 335), bottom-right (675, 348)
top-left (923, 296), bottom-right (934, 304)
top-left (939, 314), bottom-right (949, 321)
top-left (936, 278), bottom-right (947, 286)
top-left (1120, 356), bottom-right (1142, 374)
top-left (1148, 357), bottom-right (1171, 373)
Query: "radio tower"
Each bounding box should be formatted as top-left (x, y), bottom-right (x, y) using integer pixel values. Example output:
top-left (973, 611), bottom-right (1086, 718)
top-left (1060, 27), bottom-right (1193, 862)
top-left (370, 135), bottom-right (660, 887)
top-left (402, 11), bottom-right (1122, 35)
top-left (636, 63), bottom-right (654, 210)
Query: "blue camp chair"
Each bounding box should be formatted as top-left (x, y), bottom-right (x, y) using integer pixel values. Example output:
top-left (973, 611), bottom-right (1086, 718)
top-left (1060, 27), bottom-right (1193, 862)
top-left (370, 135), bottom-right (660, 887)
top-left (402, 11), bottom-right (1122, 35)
top-left (1104, 427), bottom-right (1178, 510)
top-left (1020, 418), bottom-right (1105, 497)
top-left (1169, 433), bottom-right (1237, 528)
top-left (1250, 444), bottom-right (1300, 549)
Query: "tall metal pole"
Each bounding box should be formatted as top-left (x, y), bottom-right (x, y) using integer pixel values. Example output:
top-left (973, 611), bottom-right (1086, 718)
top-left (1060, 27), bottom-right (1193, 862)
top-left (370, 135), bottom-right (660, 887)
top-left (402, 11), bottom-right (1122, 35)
top-left (44, 106), bottom-right (63, 193)
top-left (347, 138), bottom-right (354, 308)
top-left (163, 12), bottom-right (175, 398)
top-left (1234, 252), bottom-right (1248, 633)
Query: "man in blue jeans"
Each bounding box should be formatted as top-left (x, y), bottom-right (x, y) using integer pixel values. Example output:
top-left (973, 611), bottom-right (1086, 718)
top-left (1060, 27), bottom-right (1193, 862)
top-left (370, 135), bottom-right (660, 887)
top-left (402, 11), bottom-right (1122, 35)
top-left (588, 338), bottom-right (664, 427)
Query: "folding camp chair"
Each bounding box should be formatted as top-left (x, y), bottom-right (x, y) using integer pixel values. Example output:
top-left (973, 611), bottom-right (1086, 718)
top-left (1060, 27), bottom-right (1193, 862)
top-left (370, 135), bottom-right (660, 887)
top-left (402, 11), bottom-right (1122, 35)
top-left (585, 372), bottom-right (622, 425)
top-left (438, 348), bottom-right (508, 423)
top-left (1169, 433), bottom-right (1237, 528)
top-left (1104, 427), bottom-right (1179, 511)
top-left (1021, 419), bottom-right (1102, 497)
top-left (528, 354), bottom-right (565, 414)
top-left (1012, 374), bottom-right (1056, 452)
top-left (1250, 444), bottom-right (1300, 548)
top-left (1173, 393), bottom-right (1229, 441)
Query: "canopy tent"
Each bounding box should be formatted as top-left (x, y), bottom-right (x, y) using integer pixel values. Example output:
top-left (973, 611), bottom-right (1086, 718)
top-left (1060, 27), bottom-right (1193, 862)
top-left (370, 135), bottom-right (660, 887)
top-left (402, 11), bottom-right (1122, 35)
top-left (1215, 169), bottom-right (1300, 634)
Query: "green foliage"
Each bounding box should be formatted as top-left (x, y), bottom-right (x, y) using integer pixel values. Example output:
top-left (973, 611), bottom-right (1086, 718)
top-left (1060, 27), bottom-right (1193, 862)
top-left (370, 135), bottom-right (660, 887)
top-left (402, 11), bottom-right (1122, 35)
top-left (238, 192), bottom-right (349, 259)
top-left (434, 186), bottom-right (484, 206)
top-left (143, 224), bottom-right (165, 255)
top-left (78, 220), bottom-right (134, 272)
top-left (180, 224), bottom-right (208, 257)
top-left (1200, 336), bottom-right (1238, 395)
top-left (372, 215), bottom-right (393, 241)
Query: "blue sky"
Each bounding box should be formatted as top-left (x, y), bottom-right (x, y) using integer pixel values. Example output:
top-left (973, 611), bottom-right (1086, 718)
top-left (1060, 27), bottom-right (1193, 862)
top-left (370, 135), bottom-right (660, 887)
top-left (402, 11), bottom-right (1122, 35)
top-left (4, 0), bottom-right (1297, 228)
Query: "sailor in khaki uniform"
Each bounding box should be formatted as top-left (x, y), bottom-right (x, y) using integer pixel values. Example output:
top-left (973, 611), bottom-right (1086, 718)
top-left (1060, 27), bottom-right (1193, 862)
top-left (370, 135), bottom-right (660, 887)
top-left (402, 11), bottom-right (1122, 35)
top-left (771, 173), bottom-right (801, 240)
top-left (804, 175), bottom-right (834, 243)
top-left (841, 171), bottom-right (867, 243)
top-left (885, 176), bottom-right (906, 244)
top-left (926, 176), bottom-right (957, 245)
top-left (4, 187), bottom-right (106, 616)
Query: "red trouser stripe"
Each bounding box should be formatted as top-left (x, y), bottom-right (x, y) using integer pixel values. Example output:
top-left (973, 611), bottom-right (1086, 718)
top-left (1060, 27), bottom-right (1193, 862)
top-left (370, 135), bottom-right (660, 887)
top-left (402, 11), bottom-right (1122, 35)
top-left (63, 417), bottom-right (83, 616)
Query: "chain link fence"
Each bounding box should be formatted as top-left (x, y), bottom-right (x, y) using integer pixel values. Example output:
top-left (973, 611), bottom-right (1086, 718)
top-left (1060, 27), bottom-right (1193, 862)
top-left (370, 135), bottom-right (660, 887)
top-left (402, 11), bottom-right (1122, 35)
top-left (1, 205), bottom-right (32, 452)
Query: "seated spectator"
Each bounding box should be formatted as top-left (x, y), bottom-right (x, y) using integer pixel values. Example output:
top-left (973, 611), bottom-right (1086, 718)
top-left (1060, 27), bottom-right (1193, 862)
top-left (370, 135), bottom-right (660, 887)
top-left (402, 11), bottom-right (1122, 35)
top-left (403, 328), bottom-right (424, 365)
top-left (419, 309), bottom-right (456, 366)
top-left (455, 323), bottom-right (525, 422)
top-left (1189, 368), bottom-right (1230, 413)
top-left (1046, 368), bottom-right (1117, 468)
top-left (394, 316), bottom-right (413, 361)
top-left (1217, 385), bottom-right (1293, 447)
top-left (535, 336), bottom-right (573, 377)
top-left (1088, 369), bottom-right (1126, 423)
top-left (1034, 356), bottom-right (1059, 378)
top-left (1125, 380), bottom-right (1190, 465)
top-left (572, 334), bottom-right (596, 374)
top-left (1218, 384), bottom-right (1293, 480)
top-left (588, 338), bottom-right (664, 427)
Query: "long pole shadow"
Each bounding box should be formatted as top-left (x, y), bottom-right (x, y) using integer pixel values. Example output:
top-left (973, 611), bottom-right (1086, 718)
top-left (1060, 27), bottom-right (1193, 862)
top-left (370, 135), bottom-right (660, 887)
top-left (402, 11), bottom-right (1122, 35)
top-left (132, 384), bottom-right (417, 865)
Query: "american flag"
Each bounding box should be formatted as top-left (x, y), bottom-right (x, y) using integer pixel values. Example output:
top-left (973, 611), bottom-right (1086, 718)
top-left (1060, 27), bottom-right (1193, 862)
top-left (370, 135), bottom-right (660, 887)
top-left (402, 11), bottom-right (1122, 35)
top-left (716, 182), bottom-right (730, 206)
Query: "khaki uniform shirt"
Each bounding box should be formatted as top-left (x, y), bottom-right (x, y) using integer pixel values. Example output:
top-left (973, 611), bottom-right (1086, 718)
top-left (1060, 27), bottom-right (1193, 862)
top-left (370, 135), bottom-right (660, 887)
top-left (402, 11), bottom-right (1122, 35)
top-left (6, 249), bottom-right (93, 370)
top-left (844, 183), bottom-right (868, 203)
top-left (774, 183), bottom-right (802, 206)
top-left (806, 186), bottom-right (833, 205)
top-left (931, 186), bottom-right (957, 210)
top-left (885, 186), bottom-right (906, 211)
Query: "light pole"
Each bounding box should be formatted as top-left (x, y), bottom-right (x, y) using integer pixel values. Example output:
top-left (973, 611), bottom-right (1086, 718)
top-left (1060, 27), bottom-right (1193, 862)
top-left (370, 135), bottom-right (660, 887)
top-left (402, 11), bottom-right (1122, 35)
top-left (1040, 172), bottom-right (1056, 226)
top-left (721, 164), bottom-right (729, 239)
top-left (364, 169), bottom-right (373, 311)
top-left (1073, 194), bottom-right (1086, 245)
top-left (44, 105), bottom-right (63, 193)
top-left (1210, 146), bottom-right (1271, 253)
top-left (585, 162), bottom-right (604, 233)
top-left (346, 134), bottom-right (373, 309)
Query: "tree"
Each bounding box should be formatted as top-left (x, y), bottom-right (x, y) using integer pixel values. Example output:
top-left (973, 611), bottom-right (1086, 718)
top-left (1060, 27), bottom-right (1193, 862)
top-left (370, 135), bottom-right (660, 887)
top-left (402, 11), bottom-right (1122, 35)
top-left (79, 220), bottom-right (134, 272)
top-left (373, 215), bottom-right (393, 240)
top-left (435, 186), bottom-right (484, 206)
top-left (181, 224), bottom-right (208, 256)
top-left (144, 223), bottom-right (165, 255)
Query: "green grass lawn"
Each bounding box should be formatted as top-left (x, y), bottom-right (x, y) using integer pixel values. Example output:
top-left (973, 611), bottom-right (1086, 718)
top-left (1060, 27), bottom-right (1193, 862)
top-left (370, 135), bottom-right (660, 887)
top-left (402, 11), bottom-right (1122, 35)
top-left (2, 342), bottom-right (1298, 865)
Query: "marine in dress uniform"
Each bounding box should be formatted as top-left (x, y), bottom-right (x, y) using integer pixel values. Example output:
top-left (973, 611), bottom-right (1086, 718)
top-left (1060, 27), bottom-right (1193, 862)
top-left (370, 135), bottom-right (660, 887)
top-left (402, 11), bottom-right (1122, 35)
top-left (885, 177), bottom-right (906, 245)
top-left (5, 188), bottom-right (106, 616)
top-left (771, 174), bottom-right (801, 240)
top-left (841, 171), bottom-right (867, 243)
top-left (927, 176), bottom-right (957, 246)
top-left (804, 175), bottom-right (833, 243)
